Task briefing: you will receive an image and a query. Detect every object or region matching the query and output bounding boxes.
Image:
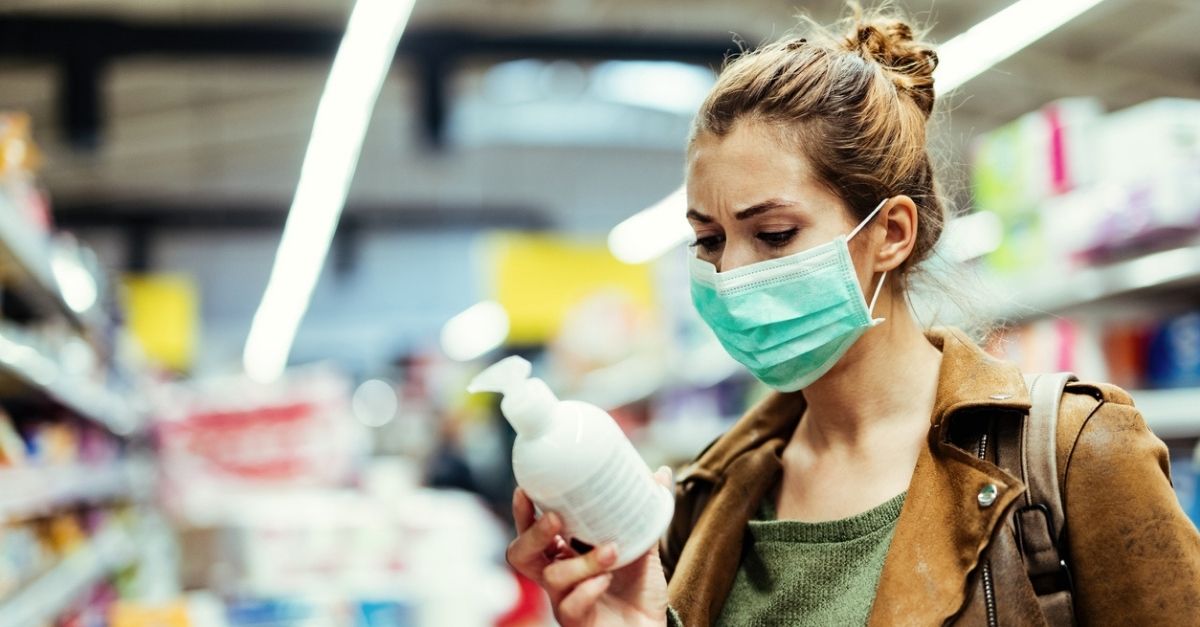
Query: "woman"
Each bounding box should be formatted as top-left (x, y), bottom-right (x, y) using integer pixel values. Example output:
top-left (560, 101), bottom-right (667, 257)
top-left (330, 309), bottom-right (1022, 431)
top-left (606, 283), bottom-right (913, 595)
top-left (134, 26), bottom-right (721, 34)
top-left (506, 7), bottom-right (1200, 626)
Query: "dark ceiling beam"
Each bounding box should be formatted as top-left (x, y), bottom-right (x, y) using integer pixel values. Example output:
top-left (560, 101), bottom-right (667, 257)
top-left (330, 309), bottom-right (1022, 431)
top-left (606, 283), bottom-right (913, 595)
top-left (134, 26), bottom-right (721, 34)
top-left (53, 199), bottom-right (554, 232)
top-left (0, 14), bottom-right (735, 63)
top-left (0, 14), bottom-right (735, 148)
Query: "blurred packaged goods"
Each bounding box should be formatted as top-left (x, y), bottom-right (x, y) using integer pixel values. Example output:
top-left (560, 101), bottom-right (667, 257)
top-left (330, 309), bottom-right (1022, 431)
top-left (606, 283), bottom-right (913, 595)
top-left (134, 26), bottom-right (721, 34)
top-left (988, 311), bottom-right (1200, 393)
top-left (163, 470), bottom-right (522, 626)
top-left (0, 112), bottom-right (164, 627)
top-left (154, 366), bottom-right (530, 626)
top-left (972, 98), bottom-right (1200, 277)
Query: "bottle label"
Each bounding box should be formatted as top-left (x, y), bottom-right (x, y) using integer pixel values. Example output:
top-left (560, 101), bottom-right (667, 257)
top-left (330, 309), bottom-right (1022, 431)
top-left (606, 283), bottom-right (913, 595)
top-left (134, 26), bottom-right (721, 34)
top-left (535, 444), bottom-right (662, 549)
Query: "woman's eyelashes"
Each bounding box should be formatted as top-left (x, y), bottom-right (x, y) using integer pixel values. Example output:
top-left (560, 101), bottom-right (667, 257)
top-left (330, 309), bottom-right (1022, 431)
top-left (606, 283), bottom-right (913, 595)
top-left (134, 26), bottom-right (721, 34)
top-left (756, 227), bottom-right (799, 248)
top-left (689, 233), bottom-right (725, 253)
top-left (690, 227), bottom-right (800, 254)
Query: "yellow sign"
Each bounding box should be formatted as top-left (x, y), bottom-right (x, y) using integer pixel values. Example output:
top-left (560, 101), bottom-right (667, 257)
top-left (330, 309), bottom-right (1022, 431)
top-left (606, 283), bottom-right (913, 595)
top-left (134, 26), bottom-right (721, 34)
top-left (122, 274), bottom-right (198, 372)
top-left (486, 233), bottom-right (655, 344)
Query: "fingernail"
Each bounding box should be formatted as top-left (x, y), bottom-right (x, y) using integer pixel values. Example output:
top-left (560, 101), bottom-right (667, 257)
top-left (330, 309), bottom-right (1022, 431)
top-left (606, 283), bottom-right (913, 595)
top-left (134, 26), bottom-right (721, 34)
top-left (657, 465), bottom-right (674, 482)
top-left (599, 544), bottom-right (617, 566)
top-left (544, 512), bottom-right (560, 529)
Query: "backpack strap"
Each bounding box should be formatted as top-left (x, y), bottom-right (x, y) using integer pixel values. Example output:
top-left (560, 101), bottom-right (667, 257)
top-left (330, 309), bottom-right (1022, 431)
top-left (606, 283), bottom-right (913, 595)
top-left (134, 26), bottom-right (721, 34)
top-left (1020, 372), bottom-right (1078, 624)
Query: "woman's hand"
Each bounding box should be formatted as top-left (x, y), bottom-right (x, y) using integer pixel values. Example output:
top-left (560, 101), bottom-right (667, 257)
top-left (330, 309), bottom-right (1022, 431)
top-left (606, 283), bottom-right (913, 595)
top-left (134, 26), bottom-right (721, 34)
top-left (506, 468), bottom-right (673, 627)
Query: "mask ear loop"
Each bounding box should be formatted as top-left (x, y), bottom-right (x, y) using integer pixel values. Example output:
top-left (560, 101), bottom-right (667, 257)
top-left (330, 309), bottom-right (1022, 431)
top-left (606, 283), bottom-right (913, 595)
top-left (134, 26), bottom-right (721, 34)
top-left (847, 198), bottom-right (889, 241)
top-left (849, 198), bottom-right (891, 325)
top-left (868, 271), bottom-right (888, 325)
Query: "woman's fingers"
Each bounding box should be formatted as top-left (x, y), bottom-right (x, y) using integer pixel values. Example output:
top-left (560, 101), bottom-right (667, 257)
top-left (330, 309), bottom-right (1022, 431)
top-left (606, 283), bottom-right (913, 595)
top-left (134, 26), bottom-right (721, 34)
top-left (557, 573), bottom-right (613, 624)
top-left (543, 543), bottom-right (618, 600)
top-left (513, 488), bottom-right (536, 534)
top-left (506, 509), bottom-right (563, 580)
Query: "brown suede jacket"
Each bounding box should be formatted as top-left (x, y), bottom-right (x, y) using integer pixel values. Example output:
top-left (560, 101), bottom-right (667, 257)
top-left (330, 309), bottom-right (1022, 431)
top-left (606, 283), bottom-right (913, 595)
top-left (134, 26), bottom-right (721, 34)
top-left (661, 327), bottom-right (1200, 626)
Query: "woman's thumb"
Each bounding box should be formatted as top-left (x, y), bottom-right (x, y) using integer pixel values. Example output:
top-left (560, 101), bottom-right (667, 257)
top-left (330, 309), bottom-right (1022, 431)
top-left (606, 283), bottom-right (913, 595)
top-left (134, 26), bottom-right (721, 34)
top-left (653, 465), bottom-right (674, 489)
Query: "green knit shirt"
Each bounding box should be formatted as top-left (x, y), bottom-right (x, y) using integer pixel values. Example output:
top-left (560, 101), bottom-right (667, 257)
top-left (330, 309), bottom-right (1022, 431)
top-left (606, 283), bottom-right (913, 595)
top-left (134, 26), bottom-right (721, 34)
top-left (668, 491), bottom-right (905, 626)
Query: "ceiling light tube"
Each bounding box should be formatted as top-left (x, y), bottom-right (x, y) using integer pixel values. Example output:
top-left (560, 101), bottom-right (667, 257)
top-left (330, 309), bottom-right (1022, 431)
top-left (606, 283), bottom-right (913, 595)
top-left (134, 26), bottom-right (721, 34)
top-left (935, 0), bottom-right (1108, 93)
top-left (243, 0), bottom-right (417, 383)
top-left (608, 185), bottom-right (692, 264)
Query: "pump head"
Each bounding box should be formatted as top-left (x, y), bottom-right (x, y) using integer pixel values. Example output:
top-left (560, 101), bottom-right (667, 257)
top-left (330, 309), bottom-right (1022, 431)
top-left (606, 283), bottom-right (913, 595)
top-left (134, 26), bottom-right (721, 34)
top-left (467, 355), bottom-right (532, 395)
top-left (468, 356), bottom-right (558, 436)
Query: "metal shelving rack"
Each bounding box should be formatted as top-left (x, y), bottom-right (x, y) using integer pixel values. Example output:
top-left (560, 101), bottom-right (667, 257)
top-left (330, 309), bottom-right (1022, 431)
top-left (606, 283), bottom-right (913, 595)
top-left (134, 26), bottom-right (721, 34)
top-left (0, 148), bottom-right (153, 623)
top-left (0, 524), bottom-right (137, 627)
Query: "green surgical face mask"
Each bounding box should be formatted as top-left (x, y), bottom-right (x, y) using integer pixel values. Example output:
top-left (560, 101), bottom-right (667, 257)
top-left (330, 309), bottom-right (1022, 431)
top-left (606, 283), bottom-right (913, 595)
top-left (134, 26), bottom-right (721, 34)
top-left (689, 199), bottom-right (889, 392)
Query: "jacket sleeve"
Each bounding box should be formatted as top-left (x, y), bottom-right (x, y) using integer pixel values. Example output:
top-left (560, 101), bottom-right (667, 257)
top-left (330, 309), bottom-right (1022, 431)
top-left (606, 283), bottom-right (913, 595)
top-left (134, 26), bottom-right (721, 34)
top-left (1062, 390), bottom-right (1200, 623)
top-left (660, 473), bottom-right (703, 582)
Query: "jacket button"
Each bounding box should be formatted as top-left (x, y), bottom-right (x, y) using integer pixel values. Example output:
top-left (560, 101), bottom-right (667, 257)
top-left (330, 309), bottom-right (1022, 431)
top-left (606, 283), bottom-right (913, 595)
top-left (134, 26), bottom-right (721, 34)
top-left (978, 483), bottom-right (999, 507)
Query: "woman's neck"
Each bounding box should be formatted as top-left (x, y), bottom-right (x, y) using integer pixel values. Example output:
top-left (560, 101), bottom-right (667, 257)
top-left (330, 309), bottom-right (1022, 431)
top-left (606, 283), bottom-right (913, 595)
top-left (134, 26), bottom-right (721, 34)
top-left (793, 290), bottom-right (943, 455)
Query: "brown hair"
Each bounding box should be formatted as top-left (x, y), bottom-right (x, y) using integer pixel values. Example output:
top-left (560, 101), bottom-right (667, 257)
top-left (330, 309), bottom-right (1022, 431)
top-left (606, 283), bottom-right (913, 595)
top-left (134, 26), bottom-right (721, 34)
top-left (690, 5), bottom-right (943, 282)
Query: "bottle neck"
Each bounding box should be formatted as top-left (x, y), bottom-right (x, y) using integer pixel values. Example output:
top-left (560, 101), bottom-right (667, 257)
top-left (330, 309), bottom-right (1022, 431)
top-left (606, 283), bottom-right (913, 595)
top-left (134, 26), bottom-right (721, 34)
top-left (501, 378), bottom-right (557, 437)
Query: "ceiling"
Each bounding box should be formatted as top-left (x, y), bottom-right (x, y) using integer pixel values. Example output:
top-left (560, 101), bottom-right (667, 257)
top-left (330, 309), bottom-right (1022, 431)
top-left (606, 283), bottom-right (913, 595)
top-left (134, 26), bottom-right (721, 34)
top-left (2, 0), bottom-right (1199, 232)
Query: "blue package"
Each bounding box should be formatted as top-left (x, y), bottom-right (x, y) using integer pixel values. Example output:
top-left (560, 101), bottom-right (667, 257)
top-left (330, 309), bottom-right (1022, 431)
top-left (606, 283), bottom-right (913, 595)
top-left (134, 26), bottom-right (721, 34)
top-left (356, 600), bottom-right (415, 627)
top-left (225, 598), bottom-right (313, 627)
top-left (1146, 312), bottom-right (1200, 388)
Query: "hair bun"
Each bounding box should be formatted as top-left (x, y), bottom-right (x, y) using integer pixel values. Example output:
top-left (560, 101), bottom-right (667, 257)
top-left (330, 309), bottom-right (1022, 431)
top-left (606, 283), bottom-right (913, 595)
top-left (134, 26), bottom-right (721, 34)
top-left (845, 15), bottom-right (938, 118)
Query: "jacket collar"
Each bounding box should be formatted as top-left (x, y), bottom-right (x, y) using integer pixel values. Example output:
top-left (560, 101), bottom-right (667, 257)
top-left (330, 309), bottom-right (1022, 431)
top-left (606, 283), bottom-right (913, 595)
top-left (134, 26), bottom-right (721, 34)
top-left (927, 326), bottom-right (1031, 431)
top-left (670, 326), bottom-right (1033, 626)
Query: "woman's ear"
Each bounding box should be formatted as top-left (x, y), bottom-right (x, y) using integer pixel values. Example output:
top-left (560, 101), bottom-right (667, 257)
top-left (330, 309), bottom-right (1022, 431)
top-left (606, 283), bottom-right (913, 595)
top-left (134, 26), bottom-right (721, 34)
top-left (874, 195), bottom-right (918, 272)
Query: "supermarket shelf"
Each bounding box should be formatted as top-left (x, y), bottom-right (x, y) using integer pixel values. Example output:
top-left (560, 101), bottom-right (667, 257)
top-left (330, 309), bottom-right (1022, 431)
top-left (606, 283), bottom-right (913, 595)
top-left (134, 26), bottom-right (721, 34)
top-left (0, 329), bottom-right (143, 436)
top-left (987, 240), bottom-right (1200, 322)
top-left (0, 461), bottom-right (147, 524)
top-left (0, 202), bottom-right (83, 330)
top-left (1134, 388), bottom-right (1200, 439)
top-left (0, 524), bottom-right (136, 627)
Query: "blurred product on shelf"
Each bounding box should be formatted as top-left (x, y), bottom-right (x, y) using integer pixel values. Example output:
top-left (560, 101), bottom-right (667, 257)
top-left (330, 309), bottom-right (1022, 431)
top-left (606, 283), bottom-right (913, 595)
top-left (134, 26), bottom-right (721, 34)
top-left (163, 465), bottom-right (524, 626)
top-left (155, 367), bottom-right (366, 521)
top-left (973, 98), bottom-right (1200, 276)
top-left (154, 368), bottom-right (532, 626)
top-left (1147, 313), bottom-right (1200, 390)
top-left (0, 112), bottom-right (163, 627)
top-left (972, 98), bottom-right (1104, 273)
top-left (988, 312), bottom-right (1200, 392)
top-left (0, 112), bottom-right (50, 234)
top-left (0, 508), bottom-right (144, 627)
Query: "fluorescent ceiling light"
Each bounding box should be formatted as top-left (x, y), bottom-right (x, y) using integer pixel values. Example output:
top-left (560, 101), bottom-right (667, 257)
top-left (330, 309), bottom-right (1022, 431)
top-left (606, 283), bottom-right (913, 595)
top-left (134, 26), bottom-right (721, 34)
top-left (935, 0), bottom-right (1108, 93)
top-left (591, 61), bottom-right (715, 115)
top-left (243, 0), bottom-right (417, 383)
top-left (608, 185), bottom-right (692, 264)
top-left (441, 301), bottom-right (510, 362)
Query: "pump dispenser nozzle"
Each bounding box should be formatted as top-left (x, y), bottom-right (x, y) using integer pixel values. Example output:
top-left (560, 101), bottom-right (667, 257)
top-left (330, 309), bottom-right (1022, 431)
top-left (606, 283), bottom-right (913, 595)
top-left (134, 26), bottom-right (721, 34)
top-left (468, 356), bottom-right (558, 437)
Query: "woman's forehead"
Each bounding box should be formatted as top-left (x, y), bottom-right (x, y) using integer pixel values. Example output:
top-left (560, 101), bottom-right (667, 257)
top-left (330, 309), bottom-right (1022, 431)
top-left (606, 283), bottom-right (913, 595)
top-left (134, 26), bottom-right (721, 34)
top-left (686, 125), bottom-right (833, 215)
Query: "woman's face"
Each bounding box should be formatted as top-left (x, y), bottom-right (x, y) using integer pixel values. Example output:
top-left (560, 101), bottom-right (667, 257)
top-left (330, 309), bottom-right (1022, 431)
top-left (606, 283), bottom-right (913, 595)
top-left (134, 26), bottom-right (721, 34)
top-left (685, 121), bottom-right (864, 274)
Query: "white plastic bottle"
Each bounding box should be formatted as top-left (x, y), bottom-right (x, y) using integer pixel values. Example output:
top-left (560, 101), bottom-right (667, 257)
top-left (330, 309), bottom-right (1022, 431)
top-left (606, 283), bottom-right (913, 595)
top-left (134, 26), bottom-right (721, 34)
top-left (468, 356), bottom-right (674, 568)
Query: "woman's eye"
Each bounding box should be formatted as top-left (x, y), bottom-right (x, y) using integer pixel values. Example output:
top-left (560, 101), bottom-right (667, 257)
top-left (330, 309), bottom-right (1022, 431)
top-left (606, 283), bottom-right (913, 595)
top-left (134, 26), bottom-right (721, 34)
top-left (689, 234), bottom-right (725, 253)
top-left (757, 228), bottom-right (799, 247)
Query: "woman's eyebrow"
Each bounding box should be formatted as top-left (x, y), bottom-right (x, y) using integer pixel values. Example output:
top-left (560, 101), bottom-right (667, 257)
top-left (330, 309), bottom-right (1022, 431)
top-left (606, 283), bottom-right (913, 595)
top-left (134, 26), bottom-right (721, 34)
top-left (687, 199), bottom-right (797, 223)
top-left (735, 199), bottom-right (794, 220)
